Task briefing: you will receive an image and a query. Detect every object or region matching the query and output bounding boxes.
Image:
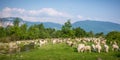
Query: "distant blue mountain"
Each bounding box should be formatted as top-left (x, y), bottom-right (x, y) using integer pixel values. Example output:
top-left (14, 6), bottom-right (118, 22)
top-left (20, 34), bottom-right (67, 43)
top-left (1, 17), bottom-right (120, 34)
top-left (0, 17), bottom-right (62, 29)
top-left (42, 22), bottom-right (62, 30)
top-left (72, 20), bottom-right (120, 34)
top-left (25, 21), bottom-right (62, 30)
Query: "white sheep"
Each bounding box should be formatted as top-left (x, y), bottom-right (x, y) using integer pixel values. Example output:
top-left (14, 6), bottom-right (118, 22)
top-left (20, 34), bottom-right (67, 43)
top-left (95, 43), bottom-right (102, 53)
top-left (104, 44), bottom-right (109, 52)
top-left (112, 44), bottom-right (119, 51)
top-left (8, 42), bottom-right (20, 53)
top-left (57, 40), bottom-right (63, 43)
top-left (52, 39), bottom-right (63, 44)
top-left (77, 44), bottom-right (85, 52)
top-left (52, 39), bottom-right (57, 44)
top-left (39, 40), bottom-right (47, 47)
top-left (84, 45), bottom-right (91, 53)
top-left (92, 44), bottom-right (96, 51)
top-left (92, 43), bottom-right (101, 53)
top-left (101, 39), bottom-right (106, 45)
top-left (66, 41), bottom-right (73, 47)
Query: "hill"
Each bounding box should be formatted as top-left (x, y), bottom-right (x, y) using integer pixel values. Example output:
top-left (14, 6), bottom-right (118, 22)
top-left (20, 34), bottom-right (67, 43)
top-left (25, 21), bottom-right (62, 30)
top-left (0, 17), bottom-right (62, 30)
top-left (72, 20), bottom-right (120, 34)
top-left (1, 17), bottom-right (120, 34)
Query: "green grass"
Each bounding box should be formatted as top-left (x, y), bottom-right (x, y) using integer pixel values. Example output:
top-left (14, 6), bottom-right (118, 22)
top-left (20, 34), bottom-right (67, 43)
top-left (0, 43), bottom-right (120, 60)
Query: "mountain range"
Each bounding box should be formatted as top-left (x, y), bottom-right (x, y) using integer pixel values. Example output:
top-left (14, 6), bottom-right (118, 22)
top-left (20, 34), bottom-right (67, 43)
top-left (72, 20), bottom-right (120, 34)
top-left (0, 17), bottom-right (120, 34)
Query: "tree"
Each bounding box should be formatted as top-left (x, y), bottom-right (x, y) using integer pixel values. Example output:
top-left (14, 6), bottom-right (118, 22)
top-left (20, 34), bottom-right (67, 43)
top-left (73, 27), bottom-right (86, 37)
top-left (13, 18), bottom-right (20, 26)
top-left (106, 31), bottom-right (120, 43)
top-left (86, 31), bottom-right (94, 37)
top-left (46, 28), bottom-right (55, 38)
top-left (37, 23), bottom-right (44, 30)
top-left (19, 24), bottom-right (28, 39)
top-left (95, 32), bottom-right (104, 38)
top-left (62, 20), bottom-right (72, 32)
top-left (61, 20), bottom-right (74, 38)
top-left (28, 24), bottom-right (39, 39)
top-left (54, 30), bottom-right (62, 38)
top-left (0, 27), bottom-right (6, 38)
top-left (37, 23), bottom-right (50, 38)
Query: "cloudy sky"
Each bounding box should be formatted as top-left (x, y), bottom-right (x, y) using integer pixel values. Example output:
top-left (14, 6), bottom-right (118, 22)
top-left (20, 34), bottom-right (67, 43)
top-left (0, 0), bottom-right (120, 24)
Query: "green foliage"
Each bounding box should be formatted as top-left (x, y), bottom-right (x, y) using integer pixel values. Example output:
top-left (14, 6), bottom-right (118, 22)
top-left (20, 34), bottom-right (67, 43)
top-left (73, 27), bottom-right (86, 37)
top-left (95, 32), bottom-right (104, 38)
top-left (61, 20), bottom-right (75, 38)
top-left (13, 18), bottom-right (20, 26)
top-left (114, 52), bottom-right (120, 57)
top-left (62, 20), bottom-right (72, 31)
top-left (105, 31), bottom-right (120, 43)
top-left (53, 30), bottom-right (62, 38)
top-left (0, 19), bottom-right (120, 43)
top-left (19, 24), bottom-right (28, 39)
top-left (86, 31), bottom-right (94, 37)
top-left (0, 27), bottom-right (6, 38)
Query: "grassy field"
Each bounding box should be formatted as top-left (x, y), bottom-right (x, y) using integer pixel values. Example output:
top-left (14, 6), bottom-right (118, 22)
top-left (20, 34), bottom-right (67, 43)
top-left (0, 43), bottom-right (120, 60)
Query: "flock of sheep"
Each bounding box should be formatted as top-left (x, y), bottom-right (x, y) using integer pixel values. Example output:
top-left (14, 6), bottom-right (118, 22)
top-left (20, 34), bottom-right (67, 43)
top-left (66, 38), bottom-right (119, 53)
top-left (0, 37), bottom-right (120, 54)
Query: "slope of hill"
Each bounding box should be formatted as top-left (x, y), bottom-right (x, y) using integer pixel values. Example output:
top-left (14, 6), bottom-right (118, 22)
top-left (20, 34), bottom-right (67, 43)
top-left (72, 20), bottom-right (120, 34)
top-left (25, 21), bottom-right (62, 30)
top-left (0, 17), bottom-right (62, 29)
top-left (42, 22), bottom-right (62, 30)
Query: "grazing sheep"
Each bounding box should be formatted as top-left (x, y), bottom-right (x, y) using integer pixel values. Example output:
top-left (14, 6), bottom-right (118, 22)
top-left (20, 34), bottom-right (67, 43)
top-left (96, 44), bottom-right (101, 53)
top-left (66, 41), bottom-right (73, 47)
top-left (92, 44), bottom-right (96, 52)
top-left (57, 40), bottom-right (63, 43)
top-left (75, 38), bottom-right (81, 42)
top-left (52, 39), bottom-right (57, 44)
top-left (77, 44), bottom-right (85, 52)
top-left (104, 44), bottom-right (109, 52)
top-left (101, 39), bottom-right (106, 45)
top-left (112, 44), bottom-right (119, 51)
top-left (92, 43), bottom-right (102, 53)
top-left (84, 45), bottom-right (91, 53)
top-left (52, 39), bottom-right (62, 44)
top-left (34, 40), bottom-right (39, 45)
top-left (82, 40), bottom-right (87, 44)
top-left (8, 42), bottom-right (20, 54)
top-left (0, 43), bottom-right (9, 54)
top-left (39, 40), bottom-right (47, 47)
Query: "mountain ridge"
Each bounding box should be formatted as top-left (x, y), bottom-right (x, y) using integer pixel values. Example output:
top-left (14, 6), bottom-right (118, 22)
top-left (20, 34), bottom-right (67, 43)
top-left (0, 17), bottom-right (120, 34)
top-left (72, 20), bottom-right (120, 34)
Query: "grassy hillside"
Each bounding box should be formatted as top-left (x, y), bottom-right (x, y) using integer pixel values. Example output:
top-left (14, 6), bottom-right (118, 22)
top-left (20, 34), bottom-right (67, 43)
top-left (0, 43), bottom-right (120, 60)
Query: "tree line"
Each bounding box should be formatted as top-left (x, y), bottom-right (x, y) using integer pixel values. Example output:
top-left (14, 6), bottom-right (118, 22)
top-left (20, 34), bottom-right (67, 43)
top-left (0, 18), bottom-right (120, 43)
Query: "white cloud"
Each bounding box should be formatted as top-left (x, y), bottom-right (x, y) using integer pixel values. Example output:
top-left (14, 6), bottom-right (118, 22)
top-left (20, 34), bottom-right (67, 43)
top-left (0, 7), bottom-right (11, 17)
top-left (1, 7), bottom-right (119, 24)
top-left (77, 15), bottom-right (83, 20)
top-left (0, 7), bottom-right (72, 24)
top-left (77, 15), bottom-right (95, 20)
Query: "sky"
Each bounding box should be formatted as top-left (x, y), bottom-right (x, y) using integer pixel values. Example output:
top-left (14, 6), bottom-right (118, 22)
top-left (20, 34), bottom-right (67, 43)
top-left (0, 0), bottom-right (120, 24)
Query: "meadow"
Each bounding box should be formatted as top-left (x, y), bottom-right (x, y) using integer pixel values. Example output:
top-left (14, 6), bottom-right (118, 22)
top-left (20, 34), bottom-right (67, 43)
top-left (0, 43), bottom-right (120, 60)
